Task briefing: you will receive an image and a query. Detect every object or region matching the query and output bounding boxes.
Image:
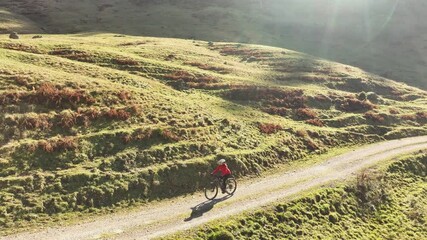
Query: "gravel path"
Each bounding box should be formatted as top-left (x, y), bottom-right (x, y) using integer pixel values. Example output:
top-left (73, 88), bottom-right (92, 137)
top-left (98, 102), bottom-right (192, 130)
top-left (3, 136), bottom-right (427, 240)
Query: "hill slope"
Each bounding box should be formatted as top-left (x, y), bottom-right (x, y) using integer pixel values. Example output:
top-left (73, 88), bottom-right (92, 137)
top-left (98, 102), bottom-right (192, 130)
top-left (1, 0), bottom-right (426, 89)
top-left (0, 7), bottom-right (42, 34)
top-left (0, 34), bottom-right (426, 232)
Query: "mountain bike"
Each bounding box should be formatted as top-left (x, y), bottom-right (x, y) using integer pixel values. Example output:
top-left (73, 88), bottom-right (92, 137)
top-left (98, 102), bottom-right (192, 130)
top-left (204, 175), bottom-right (237, 200)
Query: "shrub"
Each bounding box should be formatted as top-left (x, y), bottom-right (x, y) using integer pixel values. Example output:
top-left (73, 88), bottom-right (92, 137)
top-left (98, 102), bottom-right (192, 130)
top-left (49, 49), bottom-right (95, 63)
top-left (186, 62), bottom-right (228, 73)
top-left (121, 128), bottom-right (154, 144)
top-left (364, 111), bottom-right (386, 123)
top-left (75, 107), bottom-right (99, 126)
top-left (133, 128), bottom-right (153, 141)
top-left (159, 129), bottom-right (180, 142)
top-left (35, 83), bottom-right (95, 108)
top-left (314, 94), bottom-right (332, 102)
top-left (224, 86), bottom-right (305, 110)
top-left (329, 213), bottom-right (340, 223)
top-left (208, 230), bottom-right (235, 240)
top-left (401, 114), bottom-right (417, 121)
top-left (296, 108), bottom-right (317, 120)
top-left (262, 106), bottom-right (291, 117)
top-left (295, 129), bottom-right (308, 138)
top-left (128, 104), bottom-right (142, 115)
top-left (12, 75), bottom-right (32, 87)
top-left (415, 112), bottom-right (427, 123)
top-left (81, 107), bottom-right (102, 120)
top-left (258, 123), bottom-right (282, 134)
top-left (305, 138), bottom-right (319, 151)
top-left (121, 134), bottom-right (132, 144)
top-left (37, 137), bottom-right (78, 152)
top-left (20, 114), bottom-right (51, 130)
top-left (164, 71), bottom-right (194, 81)
top-left (357, 92), bottom-right (367, 101)
top-left (105, 108), bottom-right (131, 121)
top-left (38, 140), bottom-right (54, 153)
top-left (55, 137), bottom-right (78, 150)
top-left (118, 41), bottom-right (147, 47)
top-left (337, 97), bottom-right (375, 112)
top-left (306, 119), bottom-right (324, 127)
top-left (164, 71), bottom-right (220, 89)
top-left (217, 45), bottom-right (272, 60)
top-left (113, 58), bottom-right (139, 66)
top-left (320, 204), bottom-right (330, 215)
top-left (58, 110), bottom-right (79, 128)
top-left (2, 43), bottom-right (42, 54)
top-left (116, 90), bottom-right (132, 101)
top-left (0, 91), bottom-right (24, 105)
top-left (389, 108), bottom-right (400, 114)
top-left (355, 170), bottom-right (388, 208)
top-left (366, 92), bottom-right (379, 103)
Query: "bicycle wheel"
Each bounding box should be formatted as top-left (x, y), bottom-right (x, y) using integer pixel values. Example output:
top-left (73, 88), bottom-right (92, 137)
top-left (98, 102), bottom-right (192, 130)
top-left (225, 178), bottom-right (237, 195)
top-left (204, 181), bottom-right (218, 200)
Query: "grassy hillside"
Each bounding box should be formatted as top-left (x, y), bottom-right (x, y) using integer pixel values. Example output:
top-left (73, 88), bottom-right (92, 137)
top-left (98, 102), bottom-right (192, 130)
top-left (167, 151), bottom-right (427, 240)
top-left (1, 0), bottom-right (426, 89)
top-left (0, 8), bottom-right (42, 34)
top-left (0, 34), bottom-right (426, 232)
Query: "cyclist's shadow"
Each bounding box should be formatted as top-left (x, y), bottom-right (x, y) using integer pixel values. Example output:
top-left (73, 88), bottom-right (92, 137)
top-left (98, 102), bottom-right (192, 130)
top-left (184, 195), bottom-right (232, 222)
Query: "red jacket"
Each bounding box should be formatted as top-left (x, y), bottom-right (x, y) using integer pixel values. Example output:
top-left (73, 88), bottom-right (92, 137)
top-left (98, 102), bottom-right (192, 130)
top-left (212, 163), bottom-right (232, 176)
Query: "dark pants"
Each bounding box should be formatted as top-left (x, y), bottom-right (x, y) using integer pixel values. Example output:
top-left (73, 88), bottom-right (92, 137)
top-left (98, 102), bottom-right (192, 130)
top-left (220, 174), bottom-right (231, 191)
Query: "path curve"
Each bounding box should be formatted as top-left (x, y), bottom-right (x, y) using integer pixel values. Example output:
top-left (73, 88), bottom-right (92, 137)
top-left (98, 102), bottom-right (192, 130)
top-left (3, 136), bottom-right (427, 240)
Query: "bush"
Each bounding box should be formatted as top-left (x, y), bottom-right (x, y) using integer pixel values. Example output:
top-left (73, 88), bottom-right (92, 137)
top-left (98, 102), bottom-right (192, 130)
top-left (225, 86), bottom-right (305, 110)
top-left (296, 108), bottom-right (317, 120)
top-left (415, 112), bottom-right (427, 124)
top-left (208, 230), bottom-right (235, 240)
top-left (116, 90), bottom-right (132, 101)
top-left (258, 123), bottom-right (282, 134)
top-left (59, 110), bottom-right (79, 128)
top-left (329, 212), bottom-right (340, 223)
top-left (306, 119), bottom-right (324, 127)
top-left (389, 108), bottom-right (400, 114)
top-left (364, 111), bottom-right (386, 123)
top-left (164, 71), bottom-right (220, 89)
top-left (105, 108), bottom-right (131, 121)
top-left (186, 62), bottom-right (228, 73)
top-left (49, 49), bottom-right (95, 63)
top-left (357, 92), bottom-right (367, 101)
top-left (19, 113), bottom-right (51, 130)
top-left (113, 58), bottom-right (139, 66)
top-left (337, 97), bottom-right (375, 112)
top-left (27, 83), bottom-right (96, 108)
top-left (159, 129), bottom-right (180, 142)
top-left (366, 92), bottom-right (379, 103)
top-left (37, 137), bottom-right (78, 153)
top-left (355, 170), bottom-right (388, 209)
top-left (262, 106), bottom-right (291, 117)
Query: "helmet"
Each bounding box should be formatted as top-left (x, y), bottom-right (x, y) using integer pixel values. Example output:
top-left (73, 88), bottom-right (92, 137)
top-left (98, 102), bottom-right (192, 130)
top-left (217, 159), bottom-right (226, 165)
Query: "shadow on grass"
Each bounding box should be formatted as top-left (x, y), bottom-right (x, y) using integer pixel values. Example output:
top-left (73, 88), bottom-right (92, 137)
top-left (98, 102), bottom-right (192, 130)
top-left (184, 195), bottom-right (232, 222)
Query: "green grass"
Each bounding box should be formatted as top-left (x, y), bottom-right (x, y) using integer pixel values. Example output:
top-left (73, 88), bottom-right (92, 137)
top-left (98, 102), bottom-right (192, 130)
top-left (165, 151), bottom-right (427, 240)
top-left (0, 33), bottom-right (426, 234)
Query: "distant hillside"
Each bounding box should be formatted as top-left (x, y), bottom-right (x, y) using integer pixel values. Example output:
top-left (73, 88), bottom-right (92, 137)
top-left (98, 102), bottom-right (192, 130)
top-left (0, 7), bottom-right (42, 34)
top-left (0, 34), bottom-right (426, 232)
top-left (0, 0), bottom-right (426, 89)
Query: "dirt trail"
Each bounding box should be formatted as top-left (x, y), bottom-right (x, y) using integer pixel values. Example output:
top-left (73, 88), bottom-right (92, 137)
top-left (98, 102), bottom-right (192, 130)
top-left (3, 136), bottom-right (427, 240)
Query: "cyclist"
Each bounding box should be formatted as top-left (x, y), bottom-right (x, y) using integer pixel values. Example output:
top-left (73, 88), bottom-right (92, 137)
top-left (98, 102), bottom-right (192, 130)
top-left (211, 159), bottom-right (232, 193)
